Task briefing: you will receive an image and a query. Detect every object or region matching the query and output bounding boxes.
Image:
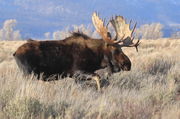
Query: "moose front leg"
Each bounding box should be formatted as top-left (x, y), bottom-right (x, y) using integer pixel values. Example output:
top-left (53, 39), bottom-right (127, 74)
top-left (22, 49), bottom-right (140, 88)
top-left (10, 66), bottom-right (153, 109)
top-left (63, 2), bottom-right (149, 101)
top-left (91, 75), bottom-right (101, 91)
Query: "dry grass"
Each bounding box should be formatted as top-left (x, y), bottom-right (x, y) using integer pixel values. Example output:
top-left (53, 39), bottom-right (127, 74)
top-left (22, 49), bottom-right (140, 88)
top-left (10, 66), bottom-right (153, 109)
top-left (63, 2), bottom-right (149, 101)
top-left (0, 39), bottom-right (179, 119)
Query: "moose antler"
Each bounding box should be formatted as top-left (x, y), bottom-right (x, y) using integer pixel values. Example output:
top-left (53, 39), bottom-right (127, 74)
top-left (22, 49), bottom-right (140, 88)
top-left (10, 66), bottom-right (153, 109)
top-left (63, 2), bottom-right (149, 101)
top-left (92, 12), bottom-right (113, 44)
top-left (110, 16), bottom-right (140, 51)
top-left (92, 12), bottom-right (140, 51)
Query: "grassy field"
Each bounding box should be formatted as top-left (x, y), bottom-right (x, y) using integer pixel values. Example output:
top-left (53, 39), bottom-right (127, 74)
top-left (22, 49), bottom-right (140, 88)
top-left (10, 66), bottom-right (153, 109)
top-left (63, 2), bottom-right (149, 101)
top-left (0, 39), bottom-right (179, 119)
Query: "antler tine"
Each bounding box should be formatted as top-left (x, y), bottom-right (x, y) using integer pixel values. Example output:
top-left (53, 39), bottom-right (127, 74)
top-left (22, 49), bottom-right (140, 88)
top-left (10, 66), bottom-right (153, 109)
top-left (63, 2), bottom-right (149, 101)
top-left (106, 19), bottom-right (110, 27)
top-left (129, 20), bottom-right (132, 31)
top-left (120, 38), bottom-right (141, 52)
top-left (110, 16), bottom-right (124, 42)
top-left (136, 39), bottom-right (141, 52)
top-left (107, 16), bottom-right (114, 27)
top-left (103, 18), bottom-right (106, 25)
top-left (131, 22), bottom-right (137, 36)
top-left (114, 34), bottom-right (125, 44)
top-left (132, 38), bottom-right (140, 52)
top-left (110, 16), bottom-right (118, 41)
top-left (131, 36), bottom-right (135, 42)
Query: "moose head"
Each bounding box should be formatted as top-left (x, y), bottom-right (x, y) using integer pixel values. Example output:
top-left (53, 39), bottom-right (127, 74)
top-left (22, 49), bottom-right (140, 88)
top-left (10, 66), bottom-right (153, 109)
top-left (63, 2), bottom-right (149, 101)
top-left (92, 12), bottom-right (140, 73)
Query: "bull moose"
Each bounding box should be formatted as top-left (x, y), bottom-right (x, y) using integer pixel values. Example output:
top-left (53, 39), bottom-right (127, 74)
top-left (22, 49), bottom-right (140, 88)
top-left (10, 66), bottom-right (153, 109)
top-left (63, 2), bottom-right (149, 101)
top-left (13, 12), bottom-right (140, 90)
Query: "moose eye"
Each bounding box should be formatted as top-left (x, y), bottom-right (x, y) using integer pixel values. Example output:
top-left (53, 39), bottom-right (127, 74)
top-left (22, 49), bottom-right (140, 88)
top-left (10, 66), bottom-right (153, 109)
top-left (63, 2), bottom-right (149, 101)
top-left (114, 49), bottom-right (121, 54)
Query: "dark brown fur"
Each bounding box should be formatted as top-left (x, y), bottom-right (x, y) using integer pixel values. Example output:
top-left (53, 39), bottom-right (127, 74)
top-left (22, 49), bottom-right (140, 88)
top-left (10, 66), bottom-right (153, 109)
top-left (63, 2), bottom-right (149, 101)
top-left (13, 32), bottom-right (131, 80)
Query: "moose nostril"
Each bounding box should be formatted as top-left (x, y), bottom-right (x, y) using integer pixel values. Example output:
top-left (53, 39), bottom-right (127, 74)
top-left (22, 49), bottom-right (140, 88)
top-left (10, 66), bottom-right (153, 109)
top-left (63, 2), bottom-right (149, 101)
top-left (13, 52), bottom-right (16, 56)
top-left (122, 65), bottom-right (131, 71)
top-left (125, 66), bottom-right (131, 71)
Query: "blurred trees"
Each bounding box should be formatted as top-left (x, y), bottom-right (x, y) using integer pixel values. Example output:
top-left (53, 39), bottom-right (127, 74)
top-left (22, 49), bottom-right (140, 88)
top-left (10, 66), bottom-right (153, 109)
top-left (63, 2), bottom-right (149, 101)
top-left (135, 23), bottom-right (164, 39)
top-left (0, 19), bottom-right (21, 40)
top-left (48, 24), bottom-right (99, 40)
top-left (171, 31), bottom-right (180, 39)
top-left (50, 23), bottom-right (165, 40)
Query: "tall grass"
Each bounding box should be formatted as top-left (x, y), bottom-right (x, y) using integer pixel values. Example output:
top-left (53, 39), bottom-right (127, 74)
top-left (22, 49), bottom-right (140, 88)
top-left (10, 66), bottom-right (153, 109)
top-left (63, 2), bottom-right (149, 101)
top-left (0, 39), bottom-right (179, 119)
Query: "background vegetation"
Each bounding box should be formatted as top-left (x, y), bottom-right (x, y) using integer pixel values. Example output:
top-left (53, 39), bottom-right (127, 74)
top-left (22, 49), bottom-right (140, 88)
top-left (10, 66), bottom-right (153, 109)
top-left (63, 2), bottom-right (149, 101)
top-left (1, 19), bottom-right (180, 40)
top-left (0, 37), bottom-right (179, 119)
